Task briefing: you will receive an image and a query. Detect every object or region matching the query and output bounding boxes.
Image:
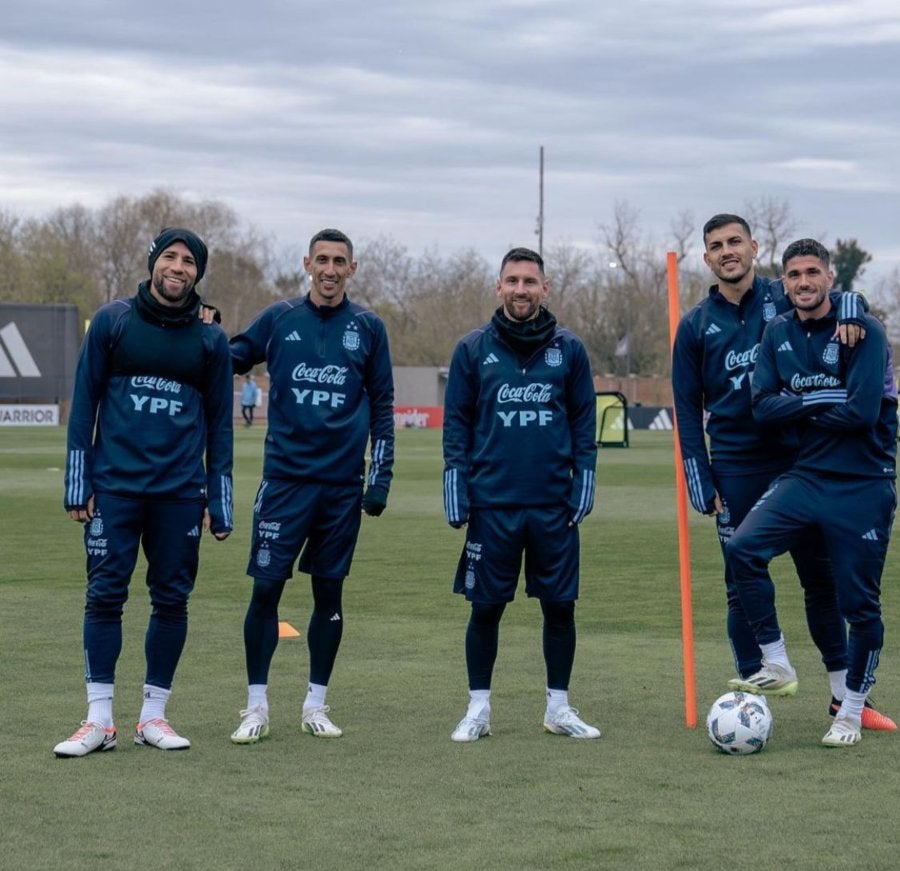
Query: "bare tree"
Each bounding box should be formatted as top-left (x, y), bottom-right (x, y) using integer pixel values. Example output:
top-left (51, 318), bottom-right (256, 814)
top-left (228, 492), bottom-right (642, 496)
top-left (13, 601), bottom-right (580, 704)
top-left (543, 240), bottom-right (595, 328)
top-left (95, 195), bottom-right (149, 303)
top-left (870, 266), bottom-right (900, 343)
top-left (743, 196), bottom-right (798, 277)
top-left (584, 202), bottom-right (672, 377)
top-left (0, 211), bottom-right (27, 303)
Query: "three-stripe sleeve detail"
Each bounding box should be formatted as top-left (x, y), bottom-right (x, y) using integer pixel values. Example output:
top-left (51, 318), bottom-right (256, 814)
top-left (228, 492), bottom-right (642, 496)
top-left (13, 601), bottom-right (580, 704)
top-left (66, 450), bottom-right (85, 507)
top-left (571, 468), bottom-right (595, 524)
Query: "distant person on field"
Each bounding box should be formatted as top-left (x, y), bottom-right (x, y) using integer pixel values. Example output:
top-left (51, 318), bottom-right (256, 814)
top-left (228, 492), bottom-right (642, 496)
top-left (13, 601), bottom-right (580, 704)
top-left (228, 228), bottom-right (394, 744)
top-left (727, 238), bottom-right (897, 747)
top-left (57, 228), bottom-right (234, 758)
top-left (443, 247), bottom-right (600, 742)
top-left (672, 214), bottom-right (895, 731)
top-left (240, 374), bottom-right (260, 427)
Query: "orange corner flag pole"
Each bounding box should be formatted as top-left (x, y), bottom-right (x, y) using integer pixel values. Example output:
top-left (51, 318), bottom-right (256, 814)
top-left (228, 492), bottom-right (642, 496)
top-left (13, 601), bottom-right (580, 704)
top-left (666, 251), bottom-right (698, 728)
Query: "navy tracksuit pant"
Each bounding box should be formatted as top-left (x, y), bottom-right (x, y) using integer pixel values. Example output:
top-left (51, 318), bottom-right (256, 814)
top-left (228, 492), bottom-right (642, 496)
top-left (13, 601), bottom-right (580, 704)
top-left (726, 470), bottom-right (895, 694)
top-left (82, 493), bottom-right (204, 688)
top-left (715, 468), bottom-right (847, 678)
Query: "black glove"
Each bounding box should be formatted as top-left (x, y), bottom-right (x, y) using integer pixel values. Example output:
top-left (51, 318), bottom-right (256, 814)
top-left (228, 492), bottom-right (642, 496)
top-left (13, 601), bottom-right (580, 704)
top-left (362, 486), bottom-right (387, 517)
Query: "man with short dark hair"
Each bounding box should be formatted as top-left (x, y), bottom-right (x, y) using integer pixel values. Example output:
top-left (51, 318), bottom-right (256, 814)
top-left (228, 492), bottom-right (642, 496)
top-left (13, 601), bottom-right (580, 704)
top-left (56, 228), bottom-right (234, 757)
top-left (229, 228), bottom-right (394, 744)
top-left (726, 239), bottom-right (896, 747)
top-left (443, 247), bottom-right (599, 742)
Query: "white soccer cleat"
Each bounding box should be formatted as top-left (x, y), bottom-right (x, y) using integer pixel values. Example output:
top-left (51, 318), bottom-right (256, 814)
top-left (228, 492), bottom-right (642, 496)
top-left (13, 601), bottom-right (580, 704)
top-left (230, 706), bottom-right (270, 744)
top-left (134, 718), bottom-right (191, 750)
top-left (301, 706), bottom-right (343, 738)
top-left (822, 717), bottom-right (862, 748)
top-left (54, 721), bottom-right (117, 758)
top-left (451, 713), bottom-right (492, 743)
top-left (727, 661), bottom-right (798, 697)
top-left (543, 706), bottom-right (601, 739)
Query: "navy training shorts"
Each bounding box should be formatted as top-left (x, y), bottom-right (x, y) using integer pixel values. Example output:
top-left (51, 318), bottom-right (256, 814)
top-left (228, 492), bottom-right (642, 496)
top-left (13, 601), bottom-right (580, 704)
top-left (453, 505), bottom-right (579, 603)
top-left (247, 478), bottom-right (363, 581)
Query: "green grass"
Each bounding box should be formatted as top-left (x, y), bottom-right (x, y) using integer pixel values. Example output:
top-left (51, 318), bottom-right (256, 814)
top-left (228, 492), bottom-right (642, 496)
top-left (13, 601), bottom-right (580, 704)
top-left (2, 427), bottom-right (900, 869)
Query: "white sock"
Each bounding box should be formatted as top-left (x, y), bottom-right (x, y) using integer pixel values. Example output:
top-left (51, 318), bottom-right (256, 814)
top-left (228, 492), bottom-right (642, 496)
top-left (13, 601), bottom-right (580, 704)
top-left (466, 689), bottom-right (491, 719)
top-left (303, 682), bottom-right (327, 712)
top-left (759, 636), bottom-right (791, 671)
top-left (837, 689), bottom-right (865, 723)
top-left (86, 682), bottom-right (115, 728)
top-left (828, 670), bottom-right (848, 701)
top-left (248, 684), bottom-right (268, 712)
top-left (139, 684), bottom-right (171, 723)
top-left (546, 688), bottom-right (569, 715)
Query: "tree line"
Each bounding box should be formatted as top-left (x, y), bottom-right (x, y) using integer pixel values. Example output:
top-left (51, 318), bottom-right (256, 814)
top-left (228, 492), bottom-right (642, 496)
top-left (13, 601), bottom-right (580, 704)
top-left (1, 190), bottom-right (893, 377)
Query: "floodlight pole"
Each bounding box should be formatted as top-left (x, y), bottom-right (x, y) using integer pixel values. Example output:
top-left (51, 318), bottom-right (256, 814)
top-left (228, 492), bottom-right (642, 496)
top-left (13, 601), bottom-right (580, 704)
top-left (536, 145), bottom-right (544, 258)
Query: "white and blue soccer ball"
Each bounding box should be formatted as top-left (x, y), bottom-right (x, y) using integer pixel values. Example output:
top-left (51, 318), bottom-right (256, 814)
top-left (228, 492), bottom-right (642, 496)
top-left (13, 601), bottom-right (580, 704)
top-left (706, 691), bottom-right (774, 755)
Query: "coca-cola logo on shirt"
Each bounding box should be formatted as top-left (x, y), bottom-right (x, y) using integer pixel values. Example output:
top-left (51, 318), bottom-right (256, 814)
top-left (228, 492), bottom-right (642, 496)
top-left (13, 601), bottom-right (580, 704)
top-left (496, 382), bottom-right (552, 403)
top-left (724, 345), bottom-right (759, 371)
top-left (790, 373), bottom-right (842, 391)
top-left (291, 363), bottom-right (349, 385)
top-left (130, 376), bottom-right (182, 394)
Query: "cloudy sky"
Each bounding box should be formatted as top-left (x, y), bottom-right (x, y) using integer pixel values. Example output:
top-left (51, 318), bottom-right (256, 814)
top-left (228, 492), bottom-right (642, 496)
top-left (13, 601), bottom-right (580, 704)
top-left (3, 0), bottom-right (899, 281)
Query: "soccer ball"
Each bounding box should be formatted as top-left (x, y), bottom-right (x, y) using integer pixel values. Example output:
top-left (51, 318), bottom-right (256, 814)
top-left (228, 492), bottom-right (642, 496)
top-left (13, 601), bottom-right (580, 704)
top-left (706, 691), bottom-right (774, 755)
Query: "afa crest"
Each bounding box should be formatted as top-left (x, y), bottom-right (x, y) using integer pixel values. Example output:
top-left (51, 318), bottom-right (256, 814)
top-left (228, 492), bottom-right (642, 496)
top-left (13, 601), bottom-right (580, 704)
top-left (545, 347), bottom-right (562, 367)
top-left (763, 303), bottom-right (776, 322)
top-left (343, 324), bottom-right (360, 351)
top-left (256, 547), bottom-right (271, 568)
top-left (90, 517), bottom-right (104, 536)
top-left (823, 343), bottom-right (839, 365)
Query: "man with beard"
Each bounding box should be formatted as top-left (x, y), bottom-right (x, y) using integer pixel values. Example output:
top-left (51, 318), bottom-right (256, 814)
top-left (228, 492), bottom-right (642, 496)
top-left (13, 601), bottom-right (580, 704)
top-left (727, 238), bottom-right (897, 747)
top-left (672, 215), bottom-right (895, 730)
top-left (443, 247), bottom-right (600, 742)
top-left (56, 228), bottom-right (234, 757)
top-left (228, 228), bottom-right (394, 744)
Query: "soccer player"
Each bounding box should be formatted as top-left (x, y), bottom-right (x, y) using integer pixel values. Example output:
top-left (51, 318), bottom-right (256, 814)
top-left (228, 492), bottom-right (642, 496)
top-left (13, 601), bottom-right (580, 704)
top-left (443, 247), bottom-right (599, 742)
top-left (229, 228), bottom-right (394, 744)
top-left (672, 214), bottom-right (895, 730)
top-left (56, 228), bottom-right (234, 758)
top-left (727, 238), bottom-right (896, 747)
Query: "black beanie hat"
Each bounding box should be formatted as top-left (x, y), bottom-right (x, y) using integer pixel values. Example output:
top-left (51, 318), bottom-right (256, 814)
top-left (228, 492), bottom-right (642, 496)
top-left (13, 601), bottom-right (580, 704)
top-left (148, 227), bottom-right (209, 282)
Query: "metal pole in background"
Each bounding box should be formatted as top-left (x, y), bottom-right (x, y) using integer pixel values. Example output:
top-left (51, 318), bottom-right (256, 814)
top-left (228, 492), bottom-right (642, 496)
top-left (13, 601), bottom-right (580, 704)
top-left (536, 145), bottom-right (544, 258)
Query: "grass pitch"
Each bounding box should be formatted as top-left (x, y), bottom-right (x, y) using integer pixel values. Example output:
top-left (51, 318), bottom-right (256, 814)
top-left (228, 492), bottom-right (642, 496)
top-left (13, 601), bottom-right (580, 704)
top-left (2, 427), bottom-right (899, 870)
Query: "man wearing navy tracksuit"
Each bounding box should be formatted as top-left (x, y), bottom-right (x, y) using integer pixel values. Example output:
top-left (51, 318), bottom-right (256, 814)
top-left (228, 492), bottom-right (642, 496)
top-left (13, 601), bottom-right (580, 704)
top-left (228, 228), bottom-right (394, 744)
top-left (727, 238), bottom-right (897, 747)
top-left (672, 214), bottom-right (895, 732)
top-left (57, 228), bottom-right (234, 758)
top-left (443, 247), bottom-right (599, 742)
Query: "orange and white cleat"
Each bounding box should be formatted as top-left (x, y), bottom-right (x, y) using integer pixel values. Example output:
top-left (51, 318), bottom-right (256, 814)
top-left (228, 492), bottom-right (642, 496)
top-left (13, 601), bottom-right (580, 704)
top-left (54, 721), bottom-right (117, 758)
top-left (829, 698), bottom-right (898, 732)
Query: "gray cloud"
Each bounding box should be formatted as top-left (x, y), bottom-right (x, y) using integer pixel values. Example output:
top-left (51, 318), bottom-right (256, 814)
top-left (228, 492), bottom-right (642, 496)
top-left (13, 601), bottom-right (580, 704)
top-left (2, 0), bottom-right (899, 278)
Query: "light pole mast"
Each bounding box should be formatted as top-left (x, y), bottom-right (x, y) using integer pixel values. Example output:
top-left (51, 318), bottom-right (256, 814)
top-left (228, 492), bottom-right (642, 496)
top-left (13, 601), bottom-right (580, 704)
top-left (536, 145), bottom-right (544, 258)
